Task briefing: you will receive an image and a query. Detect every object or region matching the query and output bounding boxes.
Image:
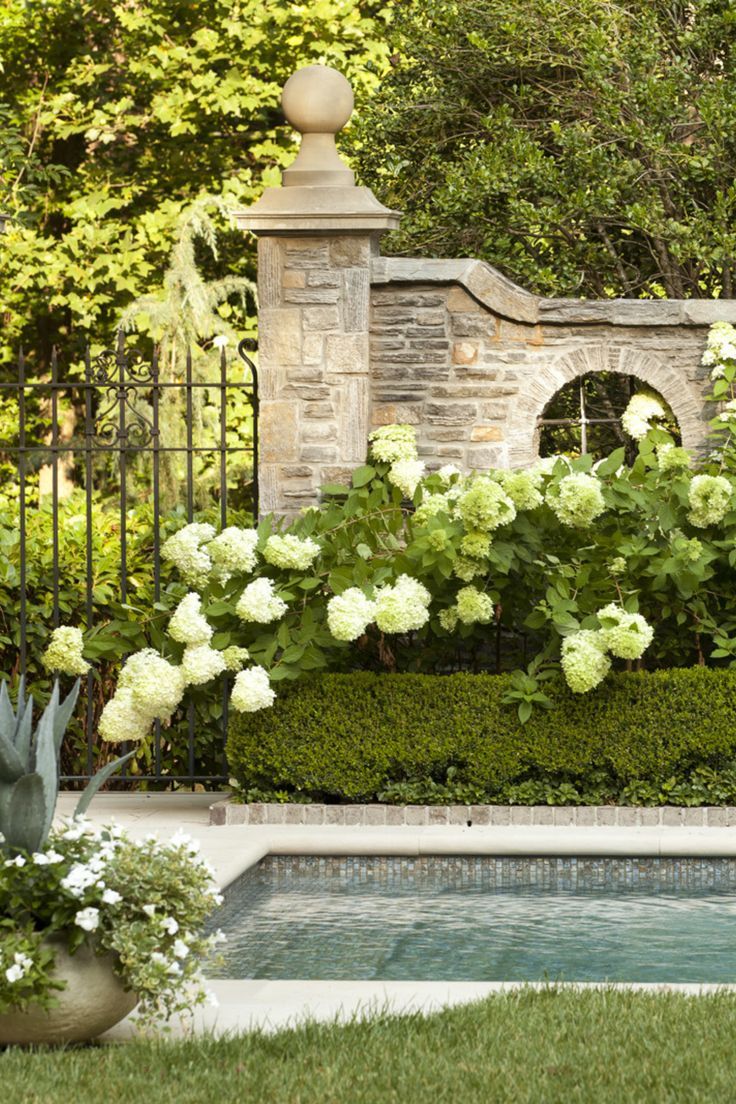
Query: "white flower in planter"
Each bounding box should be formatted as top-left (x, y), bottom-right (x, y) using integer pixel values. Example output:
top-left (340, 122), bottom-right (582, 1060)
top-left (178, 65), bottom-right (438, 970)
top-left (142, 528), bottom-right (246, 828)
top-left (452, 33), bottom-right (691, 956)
top-left (74, 907), bottom-right (100, 933)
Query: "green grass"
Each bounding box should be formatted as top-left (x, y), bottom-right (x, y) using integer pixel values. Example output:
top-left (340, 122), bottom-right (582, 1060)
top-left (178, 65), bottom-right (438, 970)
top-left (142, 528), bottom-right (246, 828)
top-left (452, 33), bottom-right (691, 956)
top-left (4, 989), bottom-right (736, 1103)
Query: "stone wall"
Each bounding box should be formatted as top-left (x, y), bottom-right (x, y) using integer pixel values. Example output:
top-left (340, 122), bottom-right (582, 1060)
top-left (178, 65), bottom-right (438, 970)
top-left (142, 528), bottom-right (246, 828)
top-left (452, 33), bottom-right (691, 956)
top-left (369, 257), bottom-right (736, 472)
top-left (252, 239), bottom-right (736, 514)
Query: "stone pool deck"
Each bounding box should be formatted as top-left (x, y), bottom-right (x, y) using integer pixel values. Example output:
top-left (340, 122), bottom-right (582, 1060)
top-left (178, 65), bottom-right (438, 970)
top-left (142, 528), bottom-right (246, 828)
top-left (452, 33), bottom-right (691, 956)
top-left (54, 793), bottom-right (736, 1038)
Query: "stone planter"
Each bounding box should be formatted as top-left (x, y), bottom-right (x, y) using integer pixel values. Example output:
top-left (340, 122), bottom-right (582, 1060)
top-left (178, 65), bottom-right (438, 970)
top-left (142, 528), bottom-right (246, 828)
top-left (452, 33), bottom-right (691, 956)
top-left (0, 938), bottom-right (137, 1046)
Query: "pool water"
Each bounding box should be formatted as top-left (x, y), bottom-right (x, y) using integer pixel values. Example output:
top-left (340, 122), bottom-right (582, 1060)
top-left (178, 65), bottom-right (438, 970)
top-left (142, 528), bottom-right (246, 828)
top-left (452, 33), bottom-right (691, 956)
top-left (208, 856), bottom-right (736, 983)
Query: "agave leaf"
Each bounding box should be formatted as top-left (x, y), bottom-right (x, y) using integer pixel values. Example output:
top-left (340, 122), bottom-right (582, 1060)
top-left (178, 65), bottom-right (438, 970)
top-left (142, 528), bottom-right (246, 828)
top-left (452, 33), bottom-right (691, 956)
top-left (33, 694), bottom-right (59, 846)
top-left (0, 783), bottom-right (11, 851)
top-left (51, 680), bottom-right (81, 754)
top-left (7, 773), bottom-right (46, 854)
top-left (0, 729), bottom-right (25, 784)
top-left (74, 751), bottom-right (135, 819)
top-left (13, 694), bottom-right (34, 765)
top-left (0, 682), bottom-right (16, 742)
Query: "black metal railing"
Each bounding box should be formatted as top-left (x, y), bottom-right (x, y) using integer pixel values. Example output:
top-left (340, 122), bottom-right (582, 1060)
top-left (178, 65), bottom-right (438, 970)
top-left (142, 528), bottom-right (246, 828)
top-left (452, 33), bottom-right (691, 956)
top-left (1, 333), bottom-right (258, 787)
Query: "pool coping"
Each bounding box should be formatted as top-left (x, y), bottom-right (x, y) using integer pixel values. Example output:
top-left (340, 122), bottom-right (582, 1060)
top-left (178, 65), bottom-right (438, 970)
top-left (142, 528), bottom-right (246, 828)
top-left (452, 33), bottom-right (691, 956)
top-left (210, 800), bottom-right (736, 828)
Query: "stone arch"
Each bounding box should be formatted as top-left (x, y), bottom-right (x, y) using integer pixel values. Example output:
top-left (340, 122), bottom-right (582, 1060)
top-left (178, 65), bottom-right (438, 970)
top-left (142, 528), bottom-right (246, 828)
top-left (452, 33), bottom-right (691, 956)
top-left (506, 344), bottom-right (706, 467)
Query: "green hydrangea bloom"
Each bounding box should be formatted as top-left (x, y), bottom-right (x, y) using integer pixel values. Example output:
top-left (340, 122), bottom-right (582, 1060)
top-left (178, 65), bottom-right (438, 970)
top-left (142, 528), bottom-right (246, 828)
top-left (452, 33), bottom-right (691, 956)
top-left (452, 557), bottom-right (486, 582)
top-left (687, 474), bottom-right (732, 528)
top-left (499, 470), bottom-right (543, 511)
top-left (560, 630), bottom-right (610, 693)
top-left (596, 603), bottom-right (654, 660)
top-left (546, 473), bottom-right (605, 528)
top-left (460, 530), bottom-right (491, 558)
top-left (368, 424), bottom-right (418, 464)
top-left (455, 586), bottom-right (494, 625)
top-left (457, 477), bottom-right (516, 532)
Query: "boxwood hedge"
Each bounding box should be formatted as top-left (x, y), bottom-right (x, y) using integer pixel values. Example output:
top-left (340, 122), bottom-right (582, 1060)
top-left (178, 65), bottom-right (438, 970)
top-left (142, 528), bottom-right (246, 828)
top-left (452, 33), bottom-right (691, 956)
top-left (226, 668), bottom-right (736, 802)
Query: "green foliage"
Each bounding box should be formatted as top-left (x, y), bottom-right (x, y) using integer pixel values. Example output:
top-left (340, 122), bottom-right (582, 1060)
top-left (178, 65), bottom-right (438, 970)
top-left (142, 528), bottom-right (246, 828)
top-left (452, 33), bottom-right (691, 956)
top-left (226, 668), bottom-right (736, 802)
top-left (350, 0), bottom-right (736, 299)
top-left (0, 0), bottom-right (390, 362)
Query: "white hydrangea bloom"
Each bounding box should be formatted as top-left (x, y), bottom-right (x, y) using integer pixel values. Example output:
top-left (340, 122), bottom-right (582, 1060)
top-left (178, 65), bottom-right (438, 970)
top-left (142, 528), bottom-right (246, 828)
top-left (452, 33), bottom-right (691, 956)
top-left (327, 588), bottom-right (376, 642)
top-left (531, 455), bottom-right (571, 477)
top-left (161, 523), bottom-right (215, 588)
top-left (235, 577), bottom-right (288, 623)
top-left (41, 626), bottom-right (89, 677)
top-left (687, 474), bottom-right (732, 528)
top-left (181, 644), bottom-right (227, 686)
top-left (388, 458), bottom-right (425, 498)
top-left (263, 534), bottom-right (320, 571)
top-left (560, 630), bottom-right (611, 694)
top-left (375, 575), bottom-right (431, 633)
top-left (368, 424), bottom-right (418, 464)
top-left (621, 392), bottom-right (667, 440)
top-left (596, 603), bottom-right (654, 660)
top-left (118, 649), bottom-right (186, 718)
top-left (437, 464), bottom-right (461, 484)
top-left (230, 665), bottom-right (276, 713)
top-left (168, 593), bottom-right (213, 646)
top-left (546, 473), bottom-right (605, 528)
top-left (702, 321), bottom-right (736, 379)
top-left (455, 586), bottom-right (495, 625)
top-left (209, 527), bottom-right (259, 580)
top-left (98, 688), bottom-right (153, 744)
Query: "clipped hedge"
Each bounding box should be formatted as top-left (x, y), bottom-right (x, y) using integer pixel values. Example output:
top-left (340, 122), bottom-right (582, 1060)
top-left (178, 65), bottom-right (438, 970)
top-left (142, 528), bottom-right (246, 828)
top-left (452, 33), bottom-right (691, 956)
top-left (226, 669), bottom-right (736, 801)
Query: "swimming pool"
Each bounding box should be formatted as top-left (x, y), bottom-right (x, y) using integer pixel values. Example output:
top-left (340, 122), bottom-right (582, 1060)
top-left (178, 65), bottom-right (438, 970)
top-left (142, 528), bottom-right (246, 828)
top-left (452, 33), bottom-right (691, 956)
top-left (207, 855), bottom-right (736, 984)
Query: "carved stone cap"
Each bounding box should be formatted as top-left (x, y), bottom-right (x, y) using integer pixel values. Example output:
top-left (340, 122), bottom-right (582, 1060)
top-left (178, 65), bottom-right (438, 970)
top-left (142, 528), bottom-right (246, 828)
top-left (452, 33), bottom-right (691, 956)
top-left (235, 64), bottom-right (400, 235)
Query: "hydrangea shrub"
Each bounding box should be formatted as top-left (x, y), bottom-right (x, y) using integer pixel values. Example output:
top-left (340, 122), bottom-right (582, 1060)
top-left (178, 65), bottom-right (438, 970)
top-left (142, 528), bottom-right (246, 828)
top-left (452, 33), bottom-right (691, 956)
top-left (42, 324), bottom-right (736, 729)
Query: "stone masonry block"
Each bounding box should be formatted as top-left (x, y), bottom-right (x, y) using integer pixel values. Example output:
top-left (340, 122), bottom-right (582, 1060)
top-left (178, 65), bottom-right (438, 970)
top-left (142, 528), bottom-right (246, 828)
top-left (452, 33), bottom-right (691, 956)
top-left (257, 237), bottom-right (283, 308)
top-left (325, 333), bottom-right (369, 374)
top-left (302, 334), bottom-right (324, 364)
top-left (259, 308), bottom-right (302, 367)
top-left (342, 268), bottom-right (370, 332)
top-left (371, 402), bottom-right (423, 425)
top-left (303, 306), bottom-right (340, 331)
top-left (453, 342), bottom-right (479, 365)
top-left (339, 376), bottom-right (370, 463)
top-left (331, 236), bottom-right (372, 267)
top-left (471, 425), bottom-right (504, 442)
top-left (425, 402), bottom-right (477, 425)
top-left (283, 287), bottom-right (340, 305)
top-left (307, 270), bottom-right (341, 287)
top-left (447, 286), bottom-right (483, 313)
top-left (260, 401), bottom-right (299, 463)
top-left (282, 269), bottom-right (306, 289)
top-left (284, 240), bottom-right (330, 268)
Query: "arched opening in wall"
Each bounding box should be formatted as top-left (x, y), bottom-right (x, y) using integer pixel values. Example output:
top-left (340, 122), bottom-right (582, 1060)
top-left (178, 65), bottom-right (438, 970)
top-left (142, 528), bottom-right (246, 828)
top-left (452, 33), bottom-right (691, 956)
top-left (537, 372), bottom-right (681, 463)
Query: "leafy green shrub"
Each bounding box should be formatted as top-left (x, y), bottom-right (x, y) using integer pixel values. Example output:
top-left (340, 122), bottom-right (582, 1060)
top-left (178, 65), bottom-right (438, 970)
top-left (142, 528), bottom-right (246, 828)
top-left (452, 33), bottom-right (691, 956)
top-left (226, 669), bottom-right (736, 802)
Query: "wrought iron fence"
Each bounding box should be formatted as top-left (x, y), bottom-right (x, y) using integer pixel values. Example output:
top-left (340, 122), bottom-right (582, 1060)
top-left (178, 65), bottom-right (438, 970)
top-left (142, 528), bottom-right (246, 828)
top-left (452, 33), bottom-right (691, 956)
top-left (1, 333), bottom-right (258, 788)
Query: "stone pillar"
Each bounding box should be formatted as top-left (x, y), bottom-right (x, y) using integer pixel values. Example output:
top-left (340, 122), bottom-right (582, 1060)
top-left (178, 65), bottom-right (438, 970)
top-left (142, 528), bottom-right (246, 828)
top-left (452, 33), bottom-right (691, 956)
top-left (235, 66), bottom-right (400, 516)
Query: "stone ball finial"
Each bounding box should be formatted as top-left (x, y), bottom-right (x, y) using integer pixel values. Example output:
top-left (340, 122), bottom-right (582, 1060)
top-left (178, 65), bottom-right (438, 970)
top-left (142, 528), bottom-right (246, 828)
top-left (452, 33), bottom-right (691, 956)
top-left (281, 65), bottom-right (354, 135)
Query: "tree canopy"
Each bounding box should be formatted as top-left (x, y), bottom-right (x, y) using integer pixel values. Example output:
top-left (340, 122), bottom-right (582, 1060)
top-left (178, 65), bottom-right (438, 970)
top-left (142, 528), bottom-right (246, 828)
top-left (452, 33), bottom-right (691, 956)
top-left (0, 0), bottom-right (390, 362)
top-left (349, 0), bottom-right (736, 300)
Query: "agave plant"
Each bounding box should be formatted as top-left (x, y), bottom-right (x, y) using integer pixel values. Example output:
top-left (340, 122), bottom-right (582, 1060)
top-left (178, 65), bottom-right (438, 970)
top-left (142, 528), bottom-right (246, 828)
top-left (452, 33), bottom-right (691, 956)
top-left (0, 679), bottom-right (132, 854)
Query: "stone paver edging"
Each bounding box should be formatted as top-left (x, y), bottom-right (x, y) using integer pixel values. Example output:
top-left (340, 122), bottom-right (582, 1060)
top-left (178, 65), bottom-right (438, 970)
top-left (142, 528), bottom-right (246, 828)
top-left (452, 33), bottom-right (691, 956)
top-left (209, 801), bottom-right (736, 828)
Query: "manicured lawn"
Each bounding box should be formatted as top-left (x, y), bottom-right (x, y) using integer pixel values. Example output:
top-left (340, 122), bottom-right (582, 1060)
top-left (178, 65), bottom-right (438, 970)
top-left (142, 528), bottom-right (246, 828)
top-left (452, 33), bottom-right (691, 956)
top-left (4, 988), bottom-right (736, 1103)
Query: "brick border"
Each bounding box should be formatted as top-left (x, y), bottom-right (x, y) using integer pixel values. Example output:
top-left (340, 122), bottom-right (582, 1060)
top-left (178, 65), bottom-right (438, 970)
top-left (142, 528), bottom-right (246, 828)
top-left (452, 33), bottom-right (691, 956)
top-left (209, 801), bottom-right (736, 828)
